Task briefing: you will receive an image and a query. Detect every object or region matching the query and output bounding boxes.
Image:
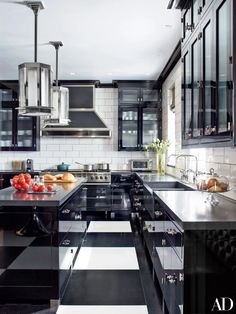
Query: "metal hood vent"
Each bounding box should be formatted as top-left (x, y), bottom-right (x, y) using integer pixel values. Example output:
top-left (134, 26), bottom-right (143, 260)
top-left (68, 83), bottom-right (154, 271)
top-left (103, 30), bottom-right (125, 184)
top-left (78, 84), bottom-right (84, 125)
top-left (42, 85), bottom-right (111, 137)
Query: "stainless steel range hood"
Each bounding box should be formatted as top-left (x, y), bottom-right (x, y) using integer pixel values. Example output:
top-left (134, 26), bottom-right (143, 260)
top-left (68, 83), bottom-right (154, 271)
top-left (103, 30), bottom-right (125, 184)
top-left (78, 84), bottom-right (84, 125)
top-left (42, 85), bottom-right (111, 137)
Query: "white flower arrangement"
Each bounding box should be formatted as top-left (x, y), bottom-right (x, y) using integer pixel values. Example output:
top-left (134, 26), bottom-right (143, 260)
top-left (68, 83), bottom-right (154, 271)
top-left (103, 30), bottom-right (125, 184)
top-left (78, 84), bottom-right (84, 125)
top-left (145, 138), bottom-right (170, 154)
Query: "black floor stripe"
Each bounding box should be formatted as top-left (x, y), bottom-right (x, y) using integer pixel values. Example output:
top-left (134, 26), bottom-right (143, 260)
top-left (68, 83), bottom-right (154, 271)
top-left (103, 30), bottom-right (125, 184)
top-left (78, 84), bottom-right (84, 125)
top-left (82, 232), bottom-right (134, 247)
top-left (62, 270), bottom-right (146, 305)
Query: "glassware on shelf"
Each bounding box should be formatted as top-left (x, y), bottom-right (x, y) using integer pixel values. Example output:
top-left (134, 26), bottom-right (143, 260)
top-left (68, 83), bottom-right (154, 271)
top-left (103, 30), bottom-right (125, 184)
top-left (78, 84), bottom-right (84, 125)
top-left (196, 168), bottom-right (229, 205)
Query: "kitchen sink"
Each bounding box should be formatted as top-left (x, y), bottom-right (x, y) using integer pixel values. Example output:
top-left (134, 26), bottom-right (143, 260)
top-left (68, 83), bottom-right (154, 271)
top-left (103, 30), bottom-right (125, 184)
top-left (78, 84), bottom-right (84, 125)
top-left (146, 181), bottom-right (194, 191)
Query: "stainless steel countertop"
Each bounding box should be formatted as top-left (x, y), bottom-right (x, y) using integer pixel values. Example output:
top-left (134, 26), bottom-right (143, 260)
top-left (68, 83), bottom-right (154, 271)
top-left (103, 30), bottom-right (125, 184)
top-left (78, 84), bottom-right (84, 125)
top-left (154, 190), bottom-right (236, 230)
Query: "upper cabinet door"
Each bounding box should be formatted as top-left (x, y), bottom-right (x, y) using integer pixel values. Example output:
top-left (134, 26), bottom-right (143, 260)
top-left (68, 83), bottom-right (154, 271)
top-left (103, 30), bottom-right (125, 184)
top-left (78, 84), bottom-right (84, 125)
top-left (202, 11), bottom-right (216, 136)
top-left (182, 0), bottom-right (233, 147)
top-left (215, 0), bottom-right (233, 136)
top-left (118, 106), bottom-right (139, 150)
top-left (182, 49), bottom-right (192, 141)
top-left (142, 106), bottom-right (159, 146)
top-left (0, 105), bottom-right (14, 150)
top-left (0, 83), bottom-right (40, 151)
top-left (191, 34), bottom-right (202, 138)
top-left (142, 89), bottom-right (158, 102)
top-left (182, 7), bottom-right (192, 45)
top-left (119, 88), bottom-right (140, 104)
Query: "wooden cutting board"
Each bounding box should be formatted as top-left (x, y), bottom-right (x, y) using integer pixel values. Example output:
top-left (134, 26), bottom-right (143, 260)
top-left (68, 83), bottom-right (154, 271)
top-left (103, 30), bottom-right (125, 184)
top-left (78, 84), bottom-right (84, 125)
top-left (44, 179), bottom-right (77, 183)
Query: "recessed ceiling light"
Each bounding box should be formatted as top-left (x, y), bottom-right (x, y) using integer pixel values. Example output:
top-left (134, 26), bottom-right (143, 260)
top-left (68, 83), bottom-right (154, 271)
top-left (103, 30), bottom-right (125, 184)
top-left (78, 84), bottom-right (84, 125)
top-left (70, 72), bottom-right (76, 76)
top-left (107, 72), bottom-right (113, 75)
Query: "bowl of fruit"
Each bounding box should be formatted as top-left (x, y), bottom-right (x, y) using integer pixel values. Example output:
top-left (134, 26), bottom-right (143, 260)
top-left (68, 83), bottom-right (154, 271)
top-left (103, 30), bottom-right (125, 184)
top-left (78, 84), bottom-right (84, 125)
top-left (10, 173), bottom-right (32, 192)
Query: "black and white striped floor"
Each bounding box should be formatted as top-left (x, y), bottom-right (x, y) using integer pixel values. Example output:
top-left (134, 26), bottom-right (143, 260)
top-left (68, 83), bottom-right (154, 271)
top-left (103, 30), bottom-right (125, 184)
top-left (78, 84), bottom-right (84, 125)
top-left (57, 221), bottom-right (149, 314)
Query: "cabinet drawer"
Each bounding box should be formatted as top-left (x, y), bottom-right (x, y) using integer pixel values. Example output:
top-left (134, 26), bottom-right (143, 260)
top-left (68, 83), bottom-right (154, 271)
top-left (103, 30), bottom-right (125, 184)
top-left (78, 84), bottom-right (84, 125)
top-left (164, 219), bottom-right (183, 261)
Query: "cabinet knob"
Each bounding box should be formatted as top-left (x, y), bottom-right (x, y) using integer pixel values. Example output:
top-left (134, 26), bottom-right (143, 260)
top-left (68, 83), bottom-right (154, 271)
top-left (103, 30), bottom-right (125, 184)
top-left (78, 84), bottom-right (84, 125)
top-left (185, 23), bottom-right (194, 31)
top-left (166, 228), bottom-right (177, 235)
top-left (179, 273), bottom-right (184, 282)
top-left (62, 208), bottom-right (71, 214)
top-left (165, 273), bottom-right (177, 284)
top-left (62, 239), bottom-right (71, 246)
top-left (198, 6), bottom-right (202, 15)
top-left (154, 210), bottom-right (163, 217)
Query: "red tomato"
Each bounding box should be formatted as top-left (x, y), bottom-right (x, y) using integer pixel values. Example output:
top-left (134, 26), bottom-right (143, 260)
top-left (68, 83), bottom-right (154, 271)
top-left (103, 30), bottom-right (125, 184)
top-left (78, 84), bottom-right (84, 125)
top-left (47, 185), bottom-right (54, 191)
top-left (18, 177), bottom-right (25, 185)
top-left (32, 185), bottom-right (39, 192)
top-left (19, 173), bottom-right (25, 178)
top-left (24, 173), bottom-right (31, 180)
top-left (22, 183), bottom-right (29, 191)
top-left (15, 184), bottom-right (22, 191)
top-left (38, 185), bottom-right (45, 192)
top-left (25, 178), bottom-right (31, 184)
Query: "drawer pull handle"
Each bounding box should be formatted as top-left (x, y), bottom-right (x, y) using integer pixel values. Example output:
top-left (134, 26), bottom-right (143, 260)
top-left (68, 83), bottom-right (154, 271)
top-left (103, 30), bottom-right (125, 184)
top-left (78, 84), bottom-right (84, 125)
top-left (143, 224), bottom-right (152, 231)
top-left (165, 273), bottom-right (177, 284)
top-left (155, 210), bottom-right (163, 217)
top-left (62, 239), bottom-right (70, 245)
top-left (179, 273), bottom-right (184, 282)
top-left (62, 208), bottom-right (71, 214)
top-left (166, 228), bottom-right (177, 235)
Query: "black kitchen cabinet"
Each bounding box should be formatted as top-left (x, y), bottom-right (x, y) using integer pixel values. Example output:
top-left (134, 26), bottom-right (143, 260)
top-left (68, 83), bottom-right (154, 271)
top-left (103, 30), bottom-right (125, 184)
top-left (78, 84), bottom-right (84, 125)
top-left (119, 86), bottom-right (158, 105)
top-left (0, 82), bottom-right (40, 151)
top-left (0, 207), bottom-right (58, 302)
top-left (59, 198), bottom-right (87, 295)
top-left (118, 103), bottom-right (161, 151)
top-left (182, 0), bottom-right (234, 147)
top-left (118, 82), bottom-right (161, 151)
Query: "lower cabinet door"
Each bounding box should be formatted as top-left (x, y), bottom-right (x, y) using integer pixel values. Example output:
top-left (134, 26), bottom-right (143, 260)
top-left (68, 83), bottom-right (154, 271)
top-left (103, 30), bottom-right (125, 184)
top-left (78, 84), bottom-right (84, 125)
top-left (59, 206), bottom-right (87, 296)
top-left (0, 210), bottom-right (57, 301)
top-left (163, 234), bottom-right (184, 314)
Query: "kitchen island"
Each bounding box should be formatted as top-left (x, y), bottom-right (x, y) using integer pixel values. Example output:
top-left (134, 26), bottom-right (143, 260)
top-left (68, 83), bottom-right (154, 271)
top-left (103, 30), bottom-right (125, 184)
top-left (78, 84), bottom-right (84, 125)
top-left (0, 178), bottom-right (87, 306)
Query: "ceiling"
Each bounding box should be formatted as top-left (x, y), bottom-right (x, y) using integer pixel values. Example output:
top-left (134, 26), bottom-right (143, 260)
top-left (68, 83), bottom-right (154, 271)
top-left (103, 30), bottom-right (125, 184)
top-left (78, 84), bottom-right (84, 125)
top-left (0, 0), bottom-right (181, 83)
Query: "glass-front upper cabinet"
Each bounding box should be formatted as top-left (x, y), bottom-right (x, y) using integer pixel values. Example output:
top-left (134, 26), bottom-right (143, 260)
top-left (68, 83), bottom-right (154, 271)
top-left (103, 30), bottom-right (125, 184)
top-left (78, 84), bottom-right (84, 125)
top-left (119, 88), bottom-right (140, 105)
top-left (202, 11), bottom-right (215, 137)
top-left (118, 103), bottom-right (161, 151)
top-left (183, 49), bottom-right (192, 141)
top-left (192, 36), bottom-right (202, 138)
top-left (142, 106), bottom-right (159, 146)
top-left (182, 0), bottom-right (233, 147)
top-left (215, 0), bottom-right (233, 136)
top-left (0, 103), bottom-right (14, 150)
top-left (118, 85), bottom-right (158, 105)
top-left (0, 82), bottom-right (40, 151)
top-left (119, 107), bottom-right (139, 150)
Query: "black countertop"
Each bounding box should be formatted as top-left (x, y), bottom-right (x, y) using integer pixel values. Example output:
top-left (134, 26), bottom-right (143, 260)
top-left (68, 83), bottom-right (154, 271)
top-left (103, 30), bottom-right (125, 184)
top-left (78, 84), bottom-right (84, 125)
top-left (0, 178), bottom-right (86, 207)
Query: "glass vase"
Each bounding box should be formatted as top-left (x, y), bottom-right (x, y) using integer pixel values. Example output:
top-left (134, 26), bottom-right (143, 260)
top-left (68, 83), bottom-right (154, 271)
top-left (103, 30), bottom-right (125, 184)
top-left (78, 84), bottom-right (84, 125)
top-left (156, 153), bottom-right (165, 175)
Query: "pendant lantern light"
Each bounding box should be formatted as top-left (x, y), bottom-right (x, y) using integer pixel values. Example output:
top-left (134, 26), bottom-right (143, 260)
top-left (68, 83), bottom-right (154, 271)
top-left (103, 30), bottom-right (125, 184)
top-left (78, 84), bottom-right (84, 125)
top-left (17, 1), bottom-right (53, 116)
top-left (43, 41), bottom-right (70, 126)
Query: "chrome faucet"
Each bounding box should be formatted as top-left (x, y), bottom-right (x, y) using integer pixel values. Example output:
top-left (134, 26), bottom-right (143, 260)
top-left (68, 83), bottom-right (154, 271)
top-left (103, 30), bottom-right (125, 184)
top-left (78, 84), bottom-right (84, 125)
top-left (176, 154), bottom-right (198, 183)
top-left (167, 154), bottom-right (178, 166)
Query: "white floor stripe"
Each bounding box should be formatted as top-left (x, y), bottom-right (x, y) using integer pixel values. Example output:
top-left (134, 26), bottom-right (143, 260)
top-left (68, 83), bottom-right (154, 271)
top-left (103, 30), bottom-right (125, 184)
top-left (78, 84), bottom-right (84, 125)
top-left (74, 247), bottom-right (139, 270)
top-left (57, 305), bottom-right (149, 314)
top-left (87, 221), bottom-right (132, 233)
